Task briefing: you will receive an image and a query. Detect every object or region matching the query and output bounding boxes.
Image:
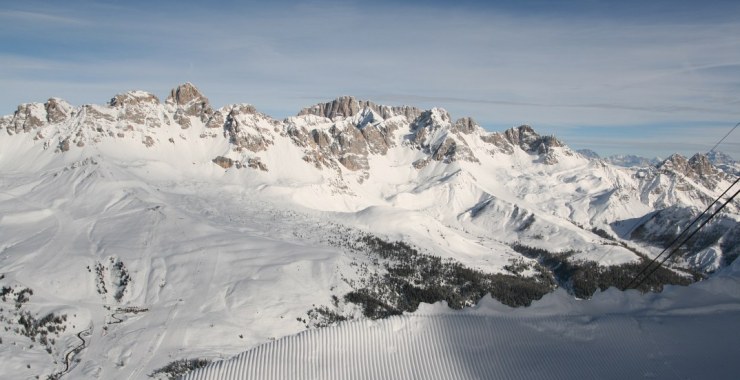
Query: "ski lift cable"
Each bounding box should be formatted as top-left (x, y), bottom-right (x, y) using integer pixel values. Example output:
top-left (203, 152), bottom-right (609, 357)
top-left (651, 186), bottom-right (739, 274)
top-left (708, 121), bottom-right (739, 154)
top-left (630, 186), bottom-right (740, 290)
top-left (623, 176), bottom-right (740, 290)
top-left (621, 121), bottom-right (739, 289)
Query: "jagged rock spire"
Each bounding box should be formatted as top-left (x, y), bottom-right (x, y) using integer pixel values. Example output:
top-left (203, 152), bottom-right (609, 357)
top-left (166, 82), bottom-right (207, 107)
top-left (165, 83), bottom-right (213, 129)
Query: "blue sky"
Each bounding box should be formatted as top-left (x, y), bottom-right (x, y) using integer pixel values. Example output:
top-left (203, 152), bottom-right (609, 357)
top-left (2, 0), bottom-right (739, 158)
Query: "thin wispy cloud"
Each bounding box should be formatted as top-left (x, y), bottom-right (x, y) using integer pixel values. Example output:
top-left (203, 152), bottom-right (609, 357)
top-left (0, 9), bottom-right (85, 25)
top-left (1, 0), bottom-right (739, 157)
top-left (371, 94), bottom-right (726, 115)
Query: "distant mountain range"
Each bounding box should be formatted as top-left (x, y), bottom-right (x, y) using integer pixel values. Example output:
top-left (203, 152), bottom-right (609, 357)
top-left (577, 148), bottom-right (738, 175)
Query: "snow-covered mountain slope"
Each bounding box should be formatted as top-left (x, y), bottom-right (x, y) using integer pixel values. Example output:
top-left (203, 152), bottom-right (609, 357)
top-left (184, 259), bottom-right (740, 380)
top-left (0, 159), bottom-right (357, 379)
top-left (0, 83), bottom-right (738, 379)
top-left (707, 150), bottom-right (740, 176)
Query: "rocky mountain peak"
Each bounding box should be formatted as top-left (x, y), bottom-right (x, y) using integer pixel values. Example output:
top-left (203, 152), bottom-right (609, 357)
top-left (44, 98), bottom-right (72, 124)
top-left (661, 154), bottom-right (690, 172)
top-left (110, 91), bottom-right (160, 108)
top-left (659, 153), bottom-right (724, 188)
top-left (299, 96), bottom-right (362, 119)
top-left (166, 82), bottom-right (207, 106)
top-left (411, 108), bottom-right (452, 130)
top-left (688, 153), bottom-right (719, 178)
top-left (452, 117), bottom-right (479, 135)
top-left (706, 150), bottom-right (739, 176)
top-left (298, 96), bottom-right (423, 121)
top-left (165, 83), bottom-right (213, 129)
top-left (504, 125), bottom-right (563, 152)
top-left (503, 125), bottom-right (538, 147)
top-left (478, 125), bottom-right (566, 164)
top-left (106, 91), bottom-right (163, 128)
top-left (6, 102), bottom-right (46, 134)
top-left (405, 108), bottom-right (481, 165)
top-left (707, 150), bottom-right (736, 165)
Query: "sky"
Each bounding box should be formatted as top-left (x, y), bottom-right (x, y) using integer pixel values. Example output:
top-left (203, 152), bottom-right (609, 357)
top-left (1, 0), bottom-right (739, 159)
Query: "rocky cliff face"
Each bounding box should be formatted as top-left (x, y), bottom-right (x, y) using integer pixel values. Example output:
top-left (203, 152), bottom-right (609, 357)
top-left (405, 108), bottom-right (481, 166)
top-left (478, 125), bottom-right (567, 164)
top-left (658, 153), bottom-right (725, 190)
top-left (109, 91), bottom-right (163, 127)
top-left (292, 99), bottom-right (497, 173)
top-left (6, 102), bottom-right (47, 134)
top-left (298, 96), bottom-right (422, 121)
top-left (44, 98), bottom-right (72, 124)
top-left (224, 104), bottom-right (274, 153)
top-left (165, 82), bottom-right (215, 129)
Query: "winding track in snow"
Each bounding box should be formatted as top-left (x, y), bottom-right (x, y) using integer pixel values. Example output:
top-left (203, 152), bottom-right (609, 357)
top-left (46, 323), bottom-right (92, 379)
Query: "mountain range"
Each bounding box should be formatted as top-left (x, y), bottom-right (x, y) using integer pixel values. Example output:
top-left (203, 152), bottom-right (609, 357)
top-left (576, 148), bottom-right (738, 172)
top-left (0, 83), bottom-right (738, 379)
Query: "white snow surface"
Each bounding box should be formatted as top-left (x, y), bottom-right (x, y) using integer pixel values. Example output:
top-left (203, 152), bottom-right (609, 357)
top-left (185, 260), bottom-right (740, 380)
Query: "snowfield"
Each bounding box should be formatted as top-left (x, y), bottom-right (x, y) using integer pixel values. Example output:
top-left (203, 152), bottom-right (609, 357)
top-left (0, 159), bottom-right (363, 379)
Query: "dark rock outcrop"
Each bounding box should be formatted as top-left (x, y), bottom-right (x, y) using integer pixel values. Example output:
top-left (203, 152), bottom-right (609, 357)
top-left (247, 157), bottom-right (268, 171)
top-left (212, 156), bottom-right (234, 169)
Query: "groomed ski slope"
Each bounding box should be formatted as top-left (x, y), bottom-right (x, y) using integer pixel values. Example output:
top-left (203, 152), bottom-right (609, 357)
top-left (184, 260), bottom-right (740, 380)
